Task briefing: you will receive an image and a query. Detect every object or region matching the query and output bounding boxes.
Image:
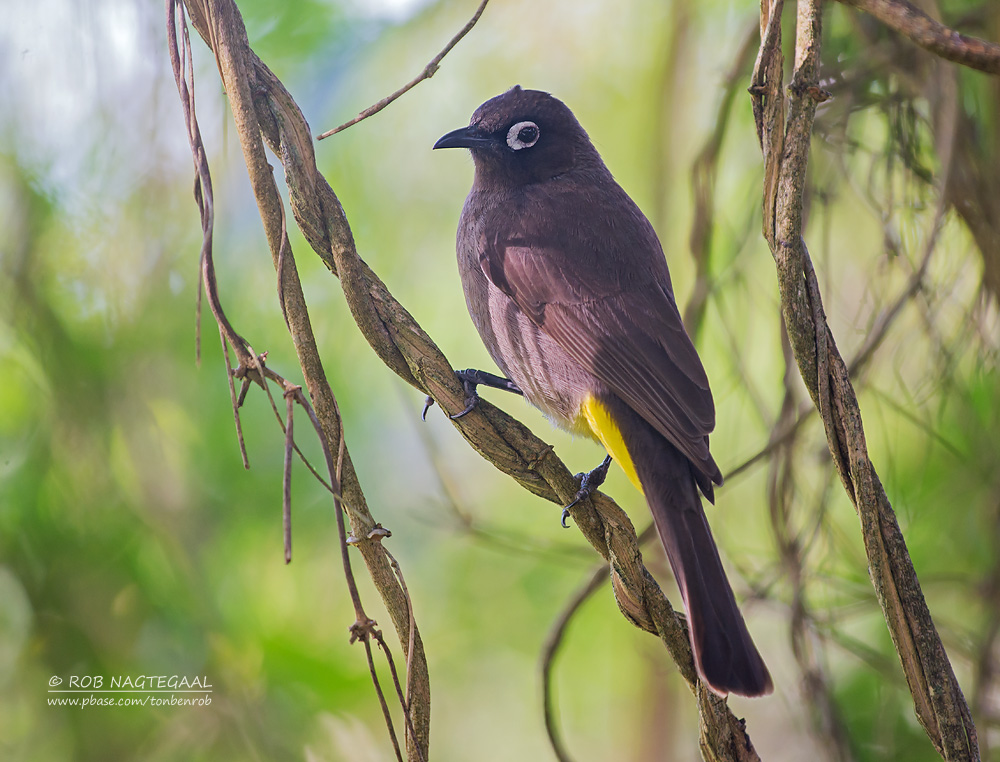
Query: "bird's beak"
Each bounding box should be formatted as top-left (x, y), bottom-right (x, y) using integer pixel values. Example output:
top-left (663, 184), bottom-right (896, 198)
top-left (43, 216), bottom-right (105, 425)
top-left (433, 126), bottom-right (493, 150)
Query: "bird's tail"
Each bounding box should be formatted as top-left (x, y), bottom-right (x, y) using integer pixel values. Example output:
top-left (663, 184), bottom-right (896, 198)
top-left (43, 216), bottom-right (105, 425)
top-left (612, 400), bottom-right (773, 697)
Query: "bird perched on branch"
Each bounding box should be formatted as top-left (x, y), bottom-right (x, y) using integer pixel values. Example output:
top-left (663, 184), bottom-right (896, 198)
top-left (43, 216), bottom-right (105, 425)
top-left (434, 86), bottom-right (771, 697)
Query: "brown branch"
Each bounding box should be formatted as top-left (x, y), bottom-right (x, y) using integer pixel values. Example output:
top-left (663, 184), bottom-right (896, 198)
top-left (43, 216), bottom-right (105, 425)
top-left (168, 1), bottom-right (431, 759)
top-left (767, 326), bottom-right (852, 762)
top-left (381, 548), bottom-right (424, 762)
top-left (750, 0), bottom-right (979, 759)
top-left (316, 0), bottom-right (491, 140)
top-left (219, 327), bottom-right (250, 468)
top-left (360, 631), bottom-right (405, 762)
top-left (372, 625), bottom-right (425, 762)
top-left (836, 0), bottom-right (1000, 75)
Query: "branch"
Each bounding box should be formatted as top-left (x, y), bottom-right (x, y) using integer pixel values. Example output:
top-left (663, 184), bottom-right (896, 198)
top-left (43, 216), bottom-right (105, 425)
top-left (767, 326), bottom-right (852, 761)
top-left (686, 21), bottom-right (759, 338)
top-left (750, 0), bottom-right (979, 759)
top-left (541, 563), bottom-right (609, 762)
top-left (317, 0), bottom-right (491, 139)
top-left (170, 1), bottom-right (431, 759)
top-left (836, 0), bottom-right (1000, 74)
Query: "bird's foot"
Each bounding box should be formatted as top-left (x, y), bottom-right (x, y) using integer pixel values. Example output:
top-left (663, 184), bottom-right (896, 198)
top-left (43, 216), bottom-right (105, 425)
top-left (561, 455), bottom-right (613, 527)
top-left (449, 368), bottom-right (522, 420)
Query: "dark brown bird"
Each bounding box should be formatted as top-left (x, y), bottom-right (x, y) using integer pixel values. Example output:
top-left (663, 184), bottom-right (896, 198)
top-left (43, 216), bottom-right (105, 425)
top-left (434, 86), bottom-right (772, 697)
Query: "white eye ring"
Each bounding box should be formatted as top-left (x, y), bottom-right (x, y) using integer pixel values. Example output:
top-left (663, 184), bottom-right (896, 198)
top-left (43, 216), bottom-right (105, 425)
top-left (506, 121), bottom-right (540, 150)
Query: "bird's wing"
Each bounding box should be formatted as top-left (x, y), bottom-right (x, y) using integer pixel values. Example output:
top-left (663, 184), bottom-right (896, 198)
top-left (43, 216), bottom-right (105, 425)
top-left (478, 190), bottom-right (722, 485)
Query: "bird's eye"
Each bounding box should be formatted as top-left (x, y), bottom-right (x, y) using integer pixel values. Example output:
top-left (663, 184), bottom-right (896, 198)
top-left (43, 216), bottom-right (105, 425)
top-left (506, 121), bottom-right (540, 151)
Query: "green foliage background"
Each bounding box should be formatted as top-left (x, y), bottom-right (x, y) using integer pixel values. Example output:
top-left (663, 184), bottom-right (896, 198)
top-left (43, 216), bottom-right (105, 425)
top-left (1, 1), bottom-right (997, 760)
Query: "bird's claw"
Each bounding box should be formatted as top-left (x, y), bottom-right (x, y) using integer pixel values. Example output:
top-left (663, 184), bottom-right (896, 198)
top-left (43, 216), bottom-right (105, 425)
top-left (560, 455), bottom-right (613, 528)
top-left (447, 369), bottom-right (522, 419)
top-left (450, 379), bottom-right (479, 419)
top-left (560, 505), bottom-right (573, 528)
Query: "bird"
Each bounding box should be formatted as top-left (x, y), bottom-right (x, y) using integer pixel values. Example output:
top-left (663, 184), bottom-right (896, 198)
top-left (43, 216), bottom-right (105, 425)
top-left (433, 86), bottom-right (772, 698)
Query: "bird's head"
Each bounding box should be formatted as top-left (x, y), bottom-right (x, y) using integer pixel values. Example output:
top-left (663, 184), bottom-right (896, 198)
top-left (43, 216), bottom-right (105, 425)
top-left (433, 86), bottom-right (600, 186)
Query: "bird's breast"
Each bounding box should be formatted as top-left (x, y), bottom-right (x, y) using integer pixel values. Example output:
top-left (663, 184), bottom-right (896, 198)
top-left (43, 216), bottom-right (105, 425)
top-left (455, 193), bottom-right (595, 435)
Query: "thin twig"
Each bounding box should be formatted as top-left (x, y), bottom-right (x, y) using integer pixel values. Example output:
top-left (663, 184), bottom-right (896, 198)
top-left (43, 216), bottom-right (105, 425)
top-left (249, 349), bottom-right (338, 494)
top-left (541, 564), bottom-right (608, 762)
top-left (766, 325), bottom-right (853, 762)
top-left (167, 0), bottom-right (254, 379)
top-left (383, 548), bottom-right (424, 762)
top-left (362, 633), bottom-right (405, 762)
top-left (282, 389), bottom-right (294, 564)
top-left (220, 328), bottom-right (250, 468)
top-left (540, 524), bottom-right (658, 762)
top-left (276, 194), bottom-right (291, 329)
top-left (316, 0), bottom-right (491, 140)
top-left (836, 0), bottom-right (1000, 74)
top-left (373, 628), bottom-right (426, 762)
top-left (292, 367), bottom-right (410, 759)
top-left (685, 21), bottom-right (759, 338)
